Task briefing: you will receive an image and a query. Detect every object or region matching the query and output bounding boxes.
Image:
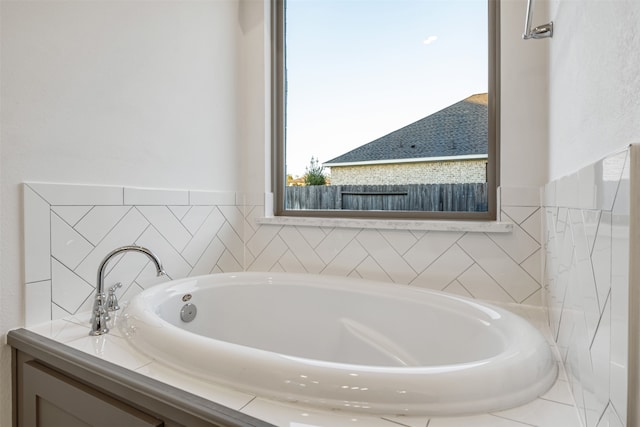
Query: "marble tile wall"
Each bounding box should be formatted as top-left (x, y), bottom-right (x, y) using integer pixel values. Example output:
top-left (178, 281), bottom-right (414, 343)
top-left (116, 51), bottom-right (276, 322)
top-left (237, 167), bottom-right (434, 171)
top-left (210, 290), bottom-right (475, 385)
top-left (543, 147), bottom-right (632, 427)
top-left (24, 182), bottom-right (545, 327)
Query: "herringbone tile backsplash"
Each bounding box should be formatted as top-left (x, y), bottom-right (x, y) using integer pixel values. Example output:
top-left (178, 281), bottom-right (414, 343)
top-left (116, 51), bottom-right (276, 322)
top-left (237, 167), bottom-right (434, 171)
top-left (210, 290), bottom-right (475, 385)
top-left (24, 182), bottom-right (543, 326)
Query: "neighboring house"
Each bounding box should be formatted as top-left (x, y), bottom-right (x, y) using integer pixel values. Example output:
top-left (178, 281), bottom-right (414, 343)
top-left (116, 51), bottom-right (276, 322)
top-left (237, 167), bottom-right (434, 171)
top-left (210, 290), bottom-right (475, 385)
top-left (323, 93), bottom-right (488, 185)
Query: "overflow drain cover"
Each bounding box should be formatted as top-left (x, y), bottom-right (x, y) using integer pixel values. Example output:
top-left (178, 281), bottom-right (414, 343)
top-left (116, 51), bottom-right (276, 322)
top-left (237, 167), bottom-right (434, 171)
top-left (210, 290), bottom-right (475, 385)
top-left (180, 303), bottom-right (197, 322)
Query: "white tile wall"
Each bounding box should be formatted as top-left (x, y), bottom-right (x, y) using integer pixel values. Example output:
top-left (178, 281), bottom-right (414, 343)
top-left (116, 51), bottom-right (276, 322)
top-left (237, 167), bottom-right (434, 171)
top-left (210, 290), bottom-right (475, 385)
top-left (543, 146), bottom-right (632, 427)
top-left (23, 183), bottom-right (242, 323)
top-left (24, 182), bottom-right (544, 325)
top-left (24, 181), bottom-right (591, 425)
top-left (244, 191), bottom-right (543, 305)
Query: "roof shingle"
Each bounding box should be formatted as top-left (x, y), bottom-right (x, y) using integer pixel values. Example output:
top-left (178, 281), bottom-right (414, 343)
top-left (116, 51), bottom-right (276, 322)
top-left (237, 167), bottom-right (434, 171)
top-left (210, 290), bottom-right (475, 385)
top-left (324, 93), bottom-right (488, 165)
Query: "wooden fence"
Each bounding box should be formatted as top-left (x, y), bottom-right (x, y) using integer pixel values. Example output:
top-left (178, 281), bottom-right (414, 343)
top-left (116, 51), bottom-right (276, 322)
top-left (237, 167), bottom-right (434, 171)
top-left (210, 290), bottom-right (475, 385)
top-left (285, 183), bottom-right (488, 212)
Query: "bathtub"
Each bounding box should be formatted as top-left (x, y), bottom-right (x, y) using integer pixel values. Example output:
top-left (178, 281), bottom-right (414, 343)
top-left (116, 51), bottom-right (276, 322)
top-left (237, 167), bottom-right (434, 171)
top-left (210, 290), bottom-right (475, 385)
top-left (121, 272), bottom-right (557, 416)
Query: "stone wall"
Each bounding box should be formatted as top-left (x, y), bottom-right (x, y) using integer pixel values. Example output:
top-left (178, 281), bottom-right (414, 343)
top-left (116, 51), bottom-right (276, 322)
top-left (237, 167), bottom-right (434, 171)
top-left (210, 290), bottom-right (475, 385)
top-left (328, 160), bottom-right (487, 185)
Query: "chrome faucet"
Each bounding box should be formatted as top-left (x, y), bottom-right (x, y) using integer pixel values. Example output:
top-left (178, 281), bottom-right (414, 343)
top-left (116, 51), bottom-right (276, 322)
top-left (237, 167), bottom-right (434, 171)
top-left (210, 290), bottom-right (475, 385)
top-left (90, 245), bottom-right (166, 336)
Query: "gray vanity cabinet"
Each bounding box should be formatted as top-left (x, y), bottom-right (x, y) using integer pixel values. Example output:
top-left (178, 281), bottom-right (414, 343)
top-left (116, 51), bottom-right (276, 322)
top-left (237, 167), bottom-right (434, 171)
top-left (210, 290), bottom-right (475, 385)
top-left (21, 360), bottom-right (163, 427)
top-left (9, 329), bottom-right (276, 427)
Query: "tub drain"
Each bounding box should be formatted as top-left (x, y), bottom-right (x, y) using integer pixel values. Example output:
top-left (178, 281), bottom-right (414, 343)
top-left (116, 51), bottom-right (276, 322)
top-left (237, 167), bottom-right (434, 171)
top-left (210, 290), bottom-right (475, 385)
top-left (180, 303), bottom-right (197, 322)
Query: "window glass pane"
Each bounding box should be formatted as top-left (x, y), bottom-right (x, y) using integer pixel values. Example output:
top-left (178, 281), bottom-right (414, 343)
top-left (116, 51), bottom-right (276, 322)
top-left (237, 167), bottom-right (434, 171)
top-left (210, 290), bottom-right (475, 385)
top-left (282, 0), bottom-right (492, 216)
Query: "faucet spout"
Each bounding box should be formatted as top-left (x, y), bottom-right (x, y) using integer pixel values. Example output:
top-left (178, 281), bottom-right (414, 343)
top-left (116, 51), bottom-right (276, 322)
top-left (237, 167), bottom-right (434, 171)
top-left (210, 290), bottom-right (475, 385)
top-left (90, 245), bottom-right (165, 336)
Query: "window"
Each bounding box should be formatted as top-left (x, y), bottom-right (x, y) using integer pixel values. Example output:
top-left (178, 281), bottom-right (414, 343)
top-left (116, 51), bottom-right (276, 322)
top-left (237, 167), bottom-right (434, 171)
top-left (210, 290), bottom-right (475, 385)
top-left (272, 0), bottom-right (499, 220)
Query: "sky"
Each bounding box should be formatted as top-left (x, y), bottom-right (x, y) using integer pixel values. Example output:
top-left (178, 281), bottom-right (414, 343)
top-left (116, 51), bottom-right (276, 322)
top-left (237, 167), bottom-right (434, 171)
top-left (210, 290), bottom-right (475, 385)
top-left (285, 0), bottom-right (488, 177)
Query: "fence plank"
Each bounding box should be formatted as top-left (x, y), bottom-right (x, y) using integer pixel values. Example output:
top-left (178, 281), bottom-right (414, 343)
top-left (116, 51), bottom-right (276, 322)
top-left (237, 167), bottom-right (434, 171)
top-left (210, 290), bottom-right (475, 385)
top-left (285, 183), bottom-right (488, 212)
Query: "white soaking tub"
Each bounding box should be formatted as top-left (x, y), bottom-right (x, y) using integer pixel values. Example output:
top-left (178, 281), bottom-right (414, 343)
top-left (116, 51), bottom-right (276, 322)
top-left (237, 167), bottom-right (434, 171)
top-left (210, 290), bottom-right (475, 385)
top-left (121, 272), bottom-right (557, 416)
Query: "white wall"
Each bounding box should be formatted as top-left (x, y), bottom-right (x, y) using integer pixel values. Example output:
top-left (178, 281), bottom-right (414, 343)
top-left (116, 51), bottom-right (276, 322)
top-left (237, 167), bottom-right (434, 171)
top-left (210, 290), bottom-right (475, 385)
top-left (238, 1), bottom-right (552, 197)
top-left (541, 2), bottom-right (640, 424)
top-left (500, 0), bottom-right (550, 189)
top-left (236, 0), bottom-right (269, 197)
top-left (547, 0), bottom-right (640, 180)
top-left (0, 0), bottom-right (555, 425)
top-left (2, 1), bottom-right (241, 190)
top-left (0, 1), bottom-right (241, 425)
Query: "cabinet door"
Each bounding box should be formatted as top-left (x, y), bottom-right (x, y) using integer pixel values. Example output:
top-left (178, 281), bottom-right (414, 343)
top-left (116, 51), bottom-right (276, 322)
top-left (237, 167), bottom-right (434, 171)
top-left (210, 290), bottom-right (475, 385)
top-left (21, 361), bottom-right (163, 427)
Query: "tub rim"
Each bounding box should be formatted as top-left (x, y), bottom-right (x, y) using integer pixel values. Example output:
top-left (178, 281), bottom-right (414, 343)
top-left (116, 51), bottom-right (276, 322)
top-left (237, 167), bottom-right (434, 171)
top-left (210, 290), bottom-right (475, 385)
top-left (120, 271), bottom-right (558, 416)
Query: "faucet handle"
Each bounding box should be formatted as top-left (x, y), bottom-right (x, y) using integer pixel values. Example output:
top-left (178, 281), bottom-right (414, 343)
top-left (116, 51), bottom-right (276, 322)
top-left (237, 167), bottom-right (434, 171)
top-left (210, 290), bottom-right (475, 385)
top-left (106, 282), bottom-right (122, 312)
top-left (89, 293), bottom-right (109, 336)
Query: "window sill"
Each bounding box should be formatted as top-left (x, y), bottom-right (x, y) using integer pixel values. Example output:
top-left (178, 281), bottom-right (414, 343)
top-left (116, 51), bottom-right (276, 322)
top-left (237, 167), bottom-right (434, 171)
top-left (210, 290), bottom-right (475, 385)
top-left (256, 216), bottom-right (513, 233)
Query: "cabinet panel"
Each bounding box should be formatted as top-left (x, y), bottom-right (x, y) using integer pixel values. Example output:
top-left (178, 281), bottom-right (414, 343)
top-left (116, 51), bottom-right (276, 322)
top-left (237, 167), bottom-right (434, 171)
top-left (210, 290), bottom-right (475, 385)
top-left (37, 399), bottom-right (91, 427)
top-left (22, 361), bottom-right (163, 427)
top-left (9, 329), bottom-right (276, 427)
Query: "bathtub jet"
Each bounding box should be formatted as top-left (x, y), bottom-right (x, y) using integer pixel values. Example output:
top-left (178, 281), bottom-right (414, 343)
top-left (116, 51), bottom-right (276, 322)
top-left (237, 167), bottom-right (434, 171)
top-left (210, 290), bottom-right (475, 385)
top-left (121, 272), bottom-right (557, 416)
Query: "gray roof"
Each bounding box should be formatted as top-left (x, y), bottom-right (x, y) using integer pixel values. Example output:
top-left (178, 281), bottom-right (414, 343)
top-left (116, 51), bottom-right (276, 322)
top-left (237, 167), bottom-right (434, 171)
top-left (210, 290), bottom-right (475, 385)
top-left (324, 94), bottom-right (488, 166)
